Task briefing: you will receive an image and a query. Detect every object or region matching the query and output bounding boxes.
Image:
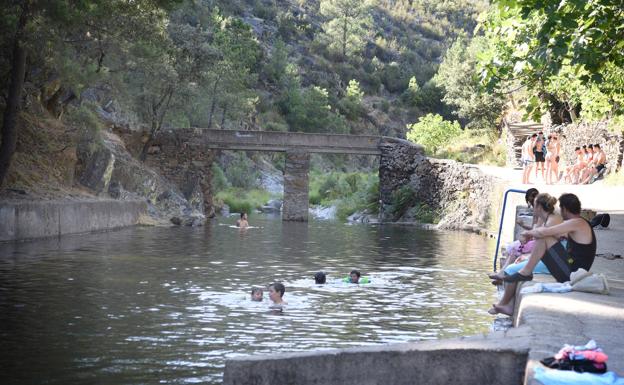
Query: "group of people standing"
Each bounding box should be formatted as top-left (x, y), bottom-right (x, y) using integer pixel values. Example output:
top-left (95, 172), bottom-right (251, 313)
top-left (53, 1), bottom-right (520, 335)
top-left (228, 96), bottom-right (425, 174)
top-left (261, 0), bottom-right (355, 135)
top-left (521, 132), bottom-right (607, 185)
top-left (487, 189), bottom-right (596, 316)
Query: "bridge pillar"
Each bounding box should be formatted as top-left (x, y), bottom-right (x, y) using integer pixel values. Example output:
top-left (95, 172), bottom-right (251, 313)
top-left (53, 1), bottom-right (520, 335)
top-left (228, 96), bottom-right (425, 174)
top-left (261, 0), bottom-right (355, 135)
top-left (283, 150), bottom-right (310, 222)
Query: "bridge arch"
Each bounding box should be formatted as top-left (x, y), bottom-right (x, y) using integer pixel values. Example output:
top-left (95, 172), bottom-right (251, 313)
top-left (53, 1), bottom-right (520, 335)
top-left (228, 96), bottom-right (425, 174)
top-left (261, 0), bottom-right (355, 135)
top-left (152, 128), bottom-right (423, 221)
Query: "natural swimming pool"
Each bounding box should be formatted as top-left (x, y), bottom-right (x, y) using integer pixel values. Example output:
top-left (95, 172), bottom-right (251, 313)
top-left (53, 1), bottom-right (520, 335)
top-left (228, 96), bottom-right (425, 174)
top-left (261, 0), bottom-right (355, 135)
top-left (0, 214), bottom-right (498, 384)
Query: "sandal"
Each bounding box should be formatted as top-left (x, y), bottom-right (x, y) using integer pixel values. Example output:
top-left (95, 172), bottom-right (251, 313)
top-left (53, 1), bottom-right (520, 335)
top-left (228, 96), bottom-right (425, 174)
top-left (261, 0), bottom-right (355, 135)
top-left (503, 272), bottom-right (533, 283)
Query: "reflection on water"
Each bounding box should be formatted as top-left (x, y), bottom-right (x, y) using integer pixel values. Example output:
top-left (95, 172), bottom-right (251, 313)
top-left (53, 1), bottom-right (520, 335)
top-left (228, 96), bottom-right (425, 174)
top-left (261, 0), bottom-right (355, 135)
top-left (0, 215), bottom-right (497, 384)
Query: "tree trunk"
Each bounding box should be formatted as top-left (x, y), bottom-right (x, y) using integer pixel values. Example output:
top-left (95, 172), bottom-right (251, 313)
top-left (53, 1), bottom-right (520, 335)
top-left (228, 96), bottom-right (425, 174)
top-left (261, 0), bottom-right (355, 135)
top-left (220, 102), bottom-right (227, 128)
top-left (140, 88), bottom-right (173, 161)
top-left (342, 17), bottom-right (348, 60)
top-left (207, 78), bottom-right (219, 128)
top-left (0, 2), bottom-right (29, 187)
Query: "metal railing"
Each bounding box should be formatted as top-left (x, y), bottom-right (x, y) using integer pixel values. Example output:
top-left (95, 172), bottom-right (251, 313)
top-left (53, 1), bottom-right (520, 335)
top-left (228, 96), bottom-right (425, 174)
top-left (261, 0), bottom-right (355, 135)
top-left (493, 188), bottom-right (527, 272)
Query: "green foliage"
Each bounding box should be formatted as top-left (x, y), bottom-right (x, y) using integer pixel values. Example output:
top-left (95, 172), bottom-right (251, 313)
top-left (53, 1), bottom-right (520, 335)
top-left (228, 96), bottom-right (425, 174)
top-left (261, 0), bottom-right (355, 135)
top-left (478, 0), bottom-right (624, 121)
top-left (435, 129), bottom-right (507, 166)
top-left (263, 39), bottom-right (289, 86)
top-left (401, 76), bottom-right (422, 105)
top-left (389, 185), bottom-right (438, 222)
top-left (434, 35), bottom-right (505, 130)
top-left (216, 188), bottom-right (272, 214)
top-left (64, 103), bottom-right (105, 154)
top-left (278, 74), bottom-right (349, 133)
top-left (481, 0), bottom-right (624, 86)
top-left (338, 79), bottom-right (365, 120)
top-left (309, 171), bottom-right (379, 219)
top-left (406, 114), bottom-right (462, 153)
top-left (408, 203), bottom-right (438, 224)
top-left (223, 153), bottom-right (259, 189)
top-left (211, 163), bottom-right (230, 192)
top-left (319, 0), bottom-right (375, 59)
top-left (390, 185), bottom-right (416, 217)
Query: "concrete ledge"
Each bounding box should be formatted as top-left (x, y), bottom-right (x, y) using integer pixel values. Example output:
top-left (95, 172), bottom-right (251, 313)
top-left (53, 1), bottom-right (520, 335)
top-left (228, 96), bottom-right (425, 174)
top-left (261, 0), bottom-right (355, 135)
top-left (223, 339), bottom-right (529, 385)
top-left (0, 199), bottom-right (147, 242)
top-left (512, 283), bottom-right (624, 384)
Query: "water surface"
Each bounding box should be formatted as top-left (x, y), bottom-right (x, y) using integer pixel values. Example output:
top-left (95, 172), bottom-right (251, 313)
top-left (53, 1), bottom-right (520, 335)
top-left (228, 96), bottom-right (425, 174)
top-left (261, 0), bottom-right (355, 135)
top-left (0, 215), bottom-right (497, 384)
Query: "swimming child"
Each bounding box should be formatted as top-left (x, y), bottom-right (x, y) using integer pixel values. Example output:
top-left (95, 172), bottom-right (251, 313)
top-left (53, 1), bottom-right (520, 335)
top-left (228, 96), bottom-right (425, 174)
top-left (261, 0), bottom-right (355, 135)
top-left (268, 282), bottom-right (287, 305)
top-left (314, 271), bottom-right (326, 284)
top-left (343, 270), bottom-right (370, 284)
top-left (251, 287), bottom-right (263, 301)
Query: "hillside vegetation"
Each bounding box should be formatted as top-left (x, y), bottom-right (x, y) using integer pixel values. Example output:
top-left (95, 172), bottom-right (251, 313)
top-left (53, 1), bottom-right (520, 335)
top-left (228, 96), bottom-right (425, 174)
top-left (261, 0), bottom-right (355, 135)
top-left (2, 0), bottom-right (622, 198)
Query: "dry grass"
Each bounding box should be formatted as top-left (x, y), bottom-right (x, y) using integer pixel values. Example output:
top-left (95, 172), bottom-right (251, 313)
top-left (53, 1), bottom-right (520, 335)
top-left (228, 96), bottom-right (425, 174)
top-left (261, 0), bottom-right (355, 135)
top-left (3, 111), bottom-right (87, 199)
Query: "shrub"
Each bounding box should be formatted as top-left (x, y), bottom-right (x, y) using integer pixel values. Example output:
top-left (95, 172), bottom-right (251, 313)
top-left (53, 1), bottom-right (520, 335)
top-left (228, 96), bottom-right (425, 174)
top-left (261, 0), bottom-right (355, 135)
top-left (406, 113), bottom-right (462, 153)
top-left (216, 188), bottom-right (272, 214)
top-left (224, 153), bottom-right (259, 189)
top-left (211, 163), bottom-right (230, 192)
top-left (391, 185), bottom-right (416, 218)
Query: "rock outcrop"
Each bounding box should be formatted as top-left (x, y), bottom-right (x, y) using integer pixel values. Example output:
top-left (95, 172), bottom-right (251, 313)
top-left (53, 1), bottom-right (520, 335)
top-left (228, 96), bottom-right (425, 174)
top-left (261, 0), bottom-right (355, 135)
top-left (75, 130), bottom-right (206, 226)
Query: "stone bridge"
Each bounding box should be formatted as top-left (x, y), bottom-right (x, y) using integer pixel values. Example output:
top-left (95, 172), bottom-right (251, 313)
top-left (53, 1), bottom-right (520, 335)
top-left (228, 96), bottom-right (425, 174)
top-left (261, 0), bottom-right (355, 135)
top-left (152, 128), bottom-right (423, 221)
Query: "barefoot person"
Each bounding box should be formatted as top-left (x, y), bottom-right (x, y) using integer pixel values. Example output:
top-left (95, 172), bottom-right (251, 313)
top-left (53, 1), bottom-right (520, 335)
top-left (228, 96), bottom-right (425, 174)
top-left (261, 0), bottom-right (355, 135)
top-left (497, 193), bottom-right (596, 317)
top-left (488, 193), bottom-right (562, 315)
top-left (534, 132), bottom-right (546, 182)
top-left (545, 135), bottom-right (559, 184)
top-left (581, 144), bottom-right (607, 184)
top-left (563, 147), bottom-right (586, 184)
top-left (521, 134), bottom-right (537, 184)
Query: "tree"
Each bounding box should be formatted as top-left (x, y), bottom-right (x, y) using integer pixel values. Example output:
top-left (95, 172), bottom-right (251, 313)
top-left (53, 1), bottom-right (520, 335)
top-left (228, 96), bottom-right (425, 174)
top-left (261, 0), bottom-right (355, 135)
top-left (406, 113), bottom-right (461, 153)
top-left (0, 0), bottom-right (180, 186)
top-left (478, 1), bottom-right (624, 121)
top-left (434, 35), bottom-right (506, 130)
top-left (480, 0), bottom-right (624, 86)
top-left (319, 0), bottom-right (376, 59)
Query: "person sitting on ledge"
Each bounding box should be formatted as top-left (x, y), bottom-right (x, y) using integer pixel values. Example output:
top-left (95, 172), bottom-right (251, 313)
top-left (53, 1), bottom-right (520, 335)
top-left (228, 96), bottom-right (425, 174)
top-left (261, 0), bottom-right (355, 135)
top-left (489, 193), bottom-right (562, 315)
top-left (490, 194), bottom-right (596, 316)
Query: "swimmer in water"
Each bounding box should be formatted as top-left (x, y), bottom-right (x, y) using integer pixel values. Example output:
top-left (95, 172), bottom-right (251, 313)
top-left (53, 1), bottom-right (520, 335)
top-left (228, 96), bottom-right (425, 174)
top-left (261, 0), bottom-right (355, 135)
top-left (349, 270), bottom-right (360, 283)
top-left (251, 287), bottom-right (263, 301)
top-left (314, 271), bottom-right (326, 284)
top-left (268, 282), bottom-right (287, 305)
top-left (236, 212), bottom-right (249, 228)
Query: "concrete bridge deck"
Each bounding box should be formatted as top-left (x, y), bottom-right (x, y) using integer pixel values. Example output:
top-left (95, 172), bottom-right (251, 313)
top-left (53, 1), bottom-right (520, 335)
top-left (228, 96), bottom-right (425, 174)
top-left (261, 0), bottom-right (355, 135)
top-left (156, 128), bottom-right (384, 155)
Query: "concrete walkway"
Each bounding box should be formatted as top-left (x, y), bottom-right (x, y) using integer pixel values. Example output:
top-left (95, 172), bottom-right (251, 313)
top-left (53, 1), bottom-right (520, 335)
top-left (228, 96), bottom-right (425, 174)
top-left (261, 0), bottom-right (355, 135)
top-left (509, 214), bottom-right (624, 383)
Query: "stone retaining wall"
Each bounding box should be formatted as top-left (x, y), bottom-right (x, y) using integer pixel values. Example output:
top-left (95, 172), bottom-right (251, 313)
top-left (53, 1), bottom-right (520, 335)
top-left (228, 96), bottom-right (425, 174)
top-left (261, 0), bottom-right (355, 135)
top-left (548, 122), bottom-right (623, 172)
top-left (0, 199), bottom-right (146, 242)
top-left (379, 139), bottom-right (505, 231)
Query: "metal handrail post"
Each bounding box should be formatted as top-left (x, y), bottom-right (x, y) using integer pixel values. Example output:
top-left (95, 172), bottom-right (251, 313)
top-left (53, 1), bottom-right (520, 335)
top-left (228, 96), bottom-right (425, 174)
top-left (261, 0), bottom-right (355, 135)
top-left (493, 188), bottom-right (527, 272)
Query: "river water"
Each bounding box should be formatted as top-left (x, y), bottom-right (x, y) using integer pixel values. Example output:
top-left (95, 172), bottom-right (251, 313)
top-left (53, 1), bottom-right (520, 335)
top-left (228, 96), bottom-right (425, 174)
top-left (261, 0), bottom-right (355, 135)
top-left (0, 214), bottom-right (497, 384)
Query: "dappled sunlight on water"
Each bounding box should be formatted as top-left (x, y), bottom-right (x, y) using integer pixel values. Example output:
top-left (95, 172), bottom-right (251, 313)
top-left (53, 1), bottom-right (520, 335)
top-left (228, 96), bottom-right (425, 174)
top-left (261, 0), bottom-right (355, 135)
top-left (0, 215), bottom-right (497, 384)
